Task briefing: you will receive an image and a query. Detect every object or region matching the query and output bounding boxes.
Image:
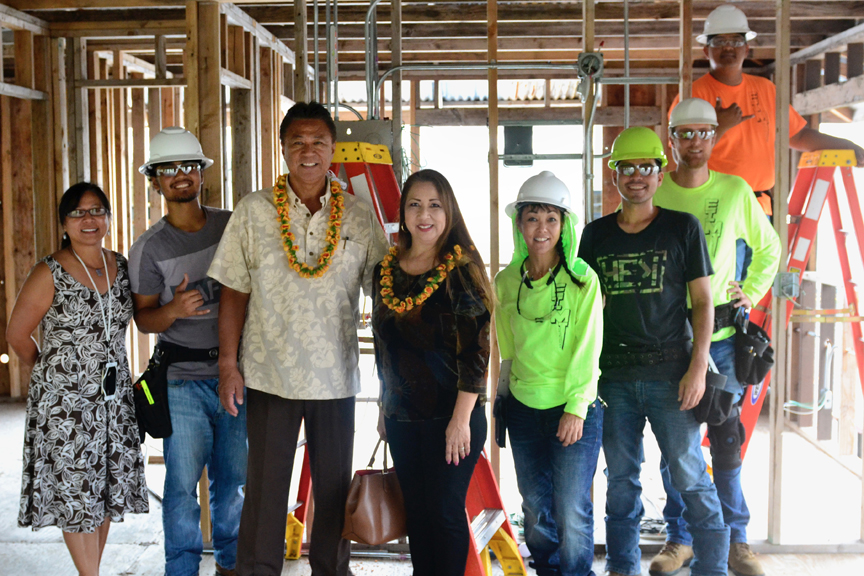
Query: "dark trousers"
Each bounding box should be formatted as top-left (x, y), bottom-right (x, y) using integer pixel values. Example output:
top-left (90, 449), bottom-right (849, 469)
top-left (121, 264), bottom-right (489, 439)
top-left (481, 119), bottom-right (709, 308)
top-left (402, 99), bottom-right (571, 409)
top-left (236, 389), bottom-right (355, 576)
top-left (384, 406), bottom-right (487, 576)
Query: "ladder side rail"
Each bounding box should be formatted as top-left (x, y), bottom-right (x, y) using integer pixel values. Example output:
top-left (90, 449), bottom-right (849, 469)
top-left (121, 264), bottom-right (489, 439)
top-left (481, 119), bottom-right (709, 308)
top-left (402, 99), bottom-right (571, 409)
top-left (787, 164), bottom-right (820, 240)
top-left (826, 184), bottom-right (864, 397)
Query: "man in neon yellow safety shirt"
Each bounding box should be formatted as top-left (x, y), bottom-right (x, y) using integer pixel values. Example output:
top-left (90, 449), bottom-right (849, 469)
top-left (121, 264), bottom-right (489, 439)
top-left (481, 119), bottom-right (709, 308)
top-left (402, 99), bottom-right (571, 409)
top-left (652, 97), bottom-right (780, 576)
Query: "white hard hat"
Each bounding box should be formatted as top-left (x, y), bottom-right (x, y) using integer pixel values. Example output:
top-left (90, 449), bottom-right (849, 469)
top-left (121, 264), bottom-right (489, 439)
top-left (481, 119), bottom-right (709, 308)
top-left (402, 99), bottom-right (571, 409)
top-left (697, 4), bottom-right (757, 45)
top-left (670, 98), bottom-right (718, 128)
top-left (139, 126), bottom-right (214, 175)
top-left (505, 171), bottom-right (572, 217)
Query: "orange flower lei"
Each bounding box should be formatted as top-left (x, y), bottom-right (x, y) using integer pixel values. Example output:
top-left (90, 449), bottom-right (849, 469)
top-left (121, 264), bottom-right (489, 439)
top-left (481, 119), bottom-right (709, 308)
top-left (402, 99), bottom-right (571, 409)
top-left (379, 245), bottom-right (463, 313)
top-left (273, 175), bottom-right (344, 279)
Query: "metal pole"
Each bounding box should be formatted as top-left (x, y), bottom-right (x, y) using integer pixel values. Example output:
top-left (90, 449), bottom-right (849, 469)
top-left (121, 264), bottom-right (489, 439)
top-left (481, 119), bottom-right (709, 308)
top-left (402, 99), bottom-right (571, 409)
top-left (333, 0), bottom-right (339, 119)
top-left (365, 0), bottom-right (384, 118)
top-left (624, 0), bottom-right (630, 129)
top-left (313, 0), bottom-right (319, 102)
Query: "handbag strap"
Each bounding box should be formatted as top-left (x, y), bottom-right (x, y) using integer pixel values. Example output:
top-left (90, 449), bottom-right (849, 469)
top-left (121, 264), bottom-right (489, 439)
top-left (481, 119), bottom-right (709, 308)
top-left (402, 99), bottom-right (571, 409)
top-left (366, 437), bottom-right (391, 470)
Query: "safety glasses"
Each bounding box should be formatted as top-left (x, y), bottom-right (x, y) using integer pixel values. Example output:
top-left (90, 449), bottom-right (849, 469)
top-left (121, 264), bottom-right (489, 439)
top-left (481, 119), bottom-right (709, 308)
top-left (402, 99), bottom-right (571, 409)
top-left (154, 162), bottom-right (203, 177)
top-left (672, 129), bottom-right (716, 141)
top-left (67, 207), bottom-right (109, 218)
top-left (615, 163), bottom-right (661, 177)
top-left (708, 37), bottom-right (746, 48)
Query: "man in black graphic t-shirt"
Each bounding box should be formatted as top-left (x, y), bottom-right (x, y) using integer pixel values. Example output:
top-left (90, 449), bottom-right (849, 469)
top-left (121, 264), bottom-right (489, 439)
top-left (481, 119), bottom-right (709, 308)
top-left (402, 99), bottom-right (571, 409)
top-left (578, 127), bottom-right (729, 576)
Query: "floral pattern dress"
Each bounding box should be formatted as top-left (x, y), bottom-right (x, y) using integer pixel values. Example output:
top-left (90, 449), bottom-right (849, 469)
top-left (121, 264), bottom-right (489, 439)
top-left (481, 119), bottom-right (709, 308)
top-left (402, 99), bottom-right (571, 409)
top-left (18, 254), bottom-right (149, 533)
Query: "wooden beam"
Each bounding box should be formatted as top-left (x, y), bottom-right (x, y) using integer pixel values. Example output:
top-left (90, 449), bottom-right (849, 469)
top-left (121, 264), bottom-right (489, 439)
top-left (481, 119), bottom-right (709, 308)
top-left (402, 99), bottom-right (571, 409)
top-left (185, 0), bottom-right (200, 136)
top-left (761, 20), bottom-right (864, 75)
top-left (487, 0), bottom-right (500, 483)
top-left (155, 34), bottom-right (168, 78)
top-left (0, 4), bottom-right (49, 35)
top-left (293, 0), bottom-right (309, 101)
top-left (112, 50), bottom-right (129, 255)
top-left (70, 38), bottom-right (90, 183)
top-left (147, 84), bottom-right (163, 223)
top-left (49, 21), bottom-right (186, 38)
top-left (793, 73), bottom-right (864, 114)
top-left (220, 0), bottom-right (297, 66)
top-left (409, 79), bottom-right (420, 173)
top-left (260, 46), bottom-right (275, 189)
top-left (769, 0), bottom-right (792, 546)
top-left (231, 88), bottom-right (253, 205)
top-left (77, 78), bottom-right (186, 89)
top-left (131, 82), bottom-right (149, 374)
top-left (414, 106), bottom-right (663, 127)
top-left (14, 31), bottom-right (35, 91)
top-left (88, 52), bottom-right (105, 189)
top-left (679, 0), bottom-right (693, 99)
top-left (51, 39), bottom-right (70, 198)
top-left (197, 1), bottom-right (224, 208)
top-left (32, 35), bottom-right (57, 260)
top-left (0, 83), bottom-right (47, 101)
top-left (1, 94), bottom-right (36, 398)
top-left (220, 68), bottom-right (252, 90)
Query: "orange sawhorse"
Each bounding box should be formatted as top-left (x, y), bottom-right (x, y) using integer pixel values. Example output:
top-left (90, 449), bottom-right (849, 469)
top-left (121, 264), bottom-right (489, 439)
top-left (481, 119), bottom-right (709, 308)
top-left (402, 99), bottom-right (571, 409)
top-left (733, 150), bottom-right (864, 458)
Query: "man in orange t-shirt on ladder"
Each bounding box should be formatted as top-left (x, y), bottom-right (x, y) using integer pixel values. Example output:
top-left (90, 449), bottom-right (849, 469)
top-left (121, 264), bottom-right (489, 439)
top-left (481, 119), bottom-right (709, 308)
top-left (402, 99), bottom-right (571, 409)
top-left (657, 6), bottom-right (864, 576)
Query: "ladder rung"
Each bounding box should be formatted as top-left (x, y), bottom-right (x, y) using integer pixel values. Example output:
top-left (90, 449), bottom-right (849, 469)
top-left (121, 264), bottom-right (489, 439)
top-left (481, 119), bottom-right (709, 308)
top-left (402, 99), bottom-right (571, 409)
top-left (287, 501), bottom-right (304, 514)
top-left (471, 508), bottom-right (505, 551)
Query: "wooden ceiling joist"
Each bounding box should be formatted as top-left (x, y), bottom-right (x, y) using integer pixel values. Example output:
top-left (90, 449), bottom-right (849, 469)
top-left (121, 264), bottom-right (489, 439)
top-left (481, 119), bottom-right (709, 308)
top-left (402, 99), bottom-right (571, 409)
top-left (0, 4), bottom-right (49, 35)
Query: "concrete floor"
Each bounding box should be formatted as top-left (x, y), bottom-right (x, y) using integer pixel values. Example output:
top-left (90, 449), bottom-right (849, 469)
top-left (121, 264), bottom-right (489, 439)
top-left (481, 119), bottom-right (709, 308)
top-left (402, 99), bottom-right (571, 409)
top-left (1, 397), bottom-right (864, 575)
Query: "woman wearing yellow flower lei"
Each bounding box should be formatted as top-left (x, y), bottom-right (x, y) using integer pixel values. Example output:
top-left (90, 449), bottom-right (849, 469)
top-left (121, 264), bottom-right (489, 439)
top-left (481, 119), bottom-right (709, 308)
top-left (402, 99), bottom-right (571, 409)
top-left (370, 169), bottom-right (494, 575)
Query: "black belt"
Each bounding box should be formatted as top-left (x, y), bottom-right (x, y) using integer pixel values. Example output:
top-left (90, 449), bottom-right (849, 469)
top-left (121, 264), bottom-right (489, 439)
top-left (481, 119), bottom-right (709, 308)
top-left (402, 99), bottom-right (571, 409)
top-left (689, 301), bottom-right (739, 334)
top-left (600, 346), bottom-right (690, 369)
top-left (156, 341), bottom-right (219, 364)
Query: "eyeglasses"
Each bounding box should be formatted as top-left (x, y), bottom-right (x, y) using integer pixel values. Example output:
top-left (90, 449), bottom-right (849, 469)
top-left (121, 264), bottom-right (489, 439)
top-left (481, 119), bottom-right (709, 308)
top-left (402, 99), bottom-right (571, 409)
top-left (672, 129), bottom-right (716, 141)
top-left (154, 162), bottom-right (202, 177)
top-left (615, 163), bottom-right (661, 177)
top-left (708, 36), bottom-right (747, 48)
top-left (67, 207), bottom-right (109, 218)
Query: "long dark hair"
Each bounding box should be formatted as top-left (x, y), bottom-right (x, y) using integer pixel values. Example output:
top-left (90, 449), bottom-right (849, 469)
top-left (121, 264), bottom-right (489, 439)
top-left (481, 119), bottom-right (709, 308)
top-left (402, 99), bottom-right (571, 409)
top-left (397, 169), bottom-right (493, 312)
top-left (58, 182), bottom-right (111, 249)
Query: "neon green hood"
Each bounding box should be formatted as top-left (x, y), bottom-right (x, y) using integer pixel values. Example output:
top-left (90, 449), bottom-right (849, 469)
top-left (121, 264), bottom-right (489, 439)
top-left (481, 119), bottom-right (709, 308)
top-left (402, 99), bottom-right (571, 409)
top-left (509, 210), bottom-right (589, 277)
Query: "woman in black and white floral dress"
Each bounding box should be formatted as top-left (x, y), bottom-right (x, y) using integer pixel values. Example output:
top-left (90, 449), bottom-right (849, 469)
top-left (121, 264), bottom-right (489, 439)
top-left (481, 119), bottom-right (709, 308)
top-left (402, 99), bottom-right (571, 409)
top-left (6, 182), bottom-right (148, 576)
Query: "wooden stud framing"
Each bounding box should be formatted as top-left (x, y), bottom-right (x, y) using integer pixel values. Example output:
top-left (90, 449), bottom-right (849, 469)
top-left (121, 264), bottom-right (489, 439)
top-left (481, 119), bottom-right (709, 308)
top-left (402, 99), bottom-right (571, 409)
top-left (231, 86), bottom-right (253, 206)
top-left (487, 0), bottom-right (500, 481)
top-left (131, 80), bottom-right (148, 374)
top-left (260, 46), bottom-right (275, 189)
top-left (112, 50), bottom-right (128, 255)
top-left (51, 38), bottom-right (70, 202)
top-left (409, 79), bottom-right (420, 174)
top-left (197, 1), bottom-right (224, 208)
top-left (293, 0), bottom-right (308, 102)
top-left (769, 0), bottom-right (792, 545)
top-left (71, 37), bottom-right (90, 183)
top-left (147, 86), bottom-right (164, 222)
top-left (679, 0), bottom-right (693, 99)
top-left (88, 51), bottom-right (105, 189)
top-left (1, 92), bottom-right (36, 398)
top-left (185, 0), bottom-right (200, 137)
top-left (32, 35), bottom-right (56, 260)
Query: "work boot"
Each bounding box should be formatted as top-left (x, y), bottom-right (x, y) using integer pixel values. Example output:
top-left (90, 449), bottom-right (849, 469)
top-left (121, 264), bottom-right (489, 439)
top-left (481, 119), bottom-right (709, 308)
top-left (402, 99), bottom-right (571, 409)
top-left (728, 542), bottom-right (765, 576)
top-left (215, 564), bottom-right (236, 576)
top-left (648, 542), bottom-right (694, 576)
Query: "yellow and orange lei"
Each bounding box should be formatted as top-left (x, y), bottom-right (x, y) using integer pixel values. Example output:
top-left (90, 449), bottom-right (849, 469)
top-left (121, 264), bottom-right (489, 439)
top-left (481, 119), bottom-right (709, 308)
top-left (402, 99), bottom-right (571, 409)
top-left (273, 175), bottom-right (344, 279)
top-left (379, 245), bottom-right (463, 313)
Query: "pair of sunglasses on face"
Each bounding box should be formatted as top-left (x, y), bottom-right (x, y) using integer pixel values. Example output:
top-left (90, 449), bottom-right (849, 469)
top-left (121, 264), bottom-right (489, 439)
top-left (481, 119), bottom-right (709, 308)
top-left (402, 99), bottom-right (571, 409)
top-left (707, 36), bottom-right (747, 48)
top-left (154, 162), bottom-right (203, 177)
top-left (615, 163), bottom-right (661, 177)
top-left (671, 129), bottom-right (716, 141)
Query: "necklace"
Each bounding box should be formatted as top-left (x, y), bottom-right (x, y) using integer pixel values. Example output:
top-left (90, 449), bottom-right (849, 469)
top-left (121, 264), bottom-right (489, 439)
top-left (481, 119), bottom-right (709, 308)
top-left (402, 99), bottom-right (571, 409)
top-left (380, 245), bottom-right (463, 313)
top-left (273, 175), bottom-right (344, 279)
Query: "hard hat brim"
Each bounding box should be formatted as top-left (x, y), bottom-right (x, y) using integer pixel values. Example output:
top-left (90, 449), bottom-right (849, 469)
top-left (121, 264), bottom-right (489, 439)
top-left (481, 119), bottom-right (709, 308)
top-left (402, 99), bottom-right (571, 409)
top-left (139, 154), bottom-right (215, 175)
top-left (505, 196), bottom-right (571, 217)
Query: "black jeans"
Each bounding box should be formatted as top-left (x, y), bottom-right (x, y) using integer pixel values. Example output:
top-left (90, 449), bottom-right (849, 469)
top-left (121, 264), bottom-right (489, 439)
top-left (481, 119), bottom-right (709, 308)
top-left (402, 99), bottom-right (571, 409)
top-left (385, 405), bottom-right (487, 576)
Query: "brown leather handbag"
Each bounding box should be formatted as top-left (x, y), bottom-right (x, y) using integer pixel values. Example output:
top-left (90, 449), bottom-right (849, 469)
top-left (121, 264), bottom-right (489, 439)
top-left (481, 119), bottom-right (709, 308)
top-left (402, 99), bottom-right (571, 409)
top-left (342, 438), bottom-right (407, 545)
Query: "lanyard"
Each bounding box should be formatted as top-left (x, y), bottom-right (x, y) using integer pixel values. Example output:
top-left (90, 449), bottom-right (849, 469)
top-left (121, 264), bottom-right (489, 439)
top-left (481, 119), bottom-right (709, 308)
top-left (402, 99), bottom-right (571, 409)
top-left (72, 248), bottom-right (112, 344)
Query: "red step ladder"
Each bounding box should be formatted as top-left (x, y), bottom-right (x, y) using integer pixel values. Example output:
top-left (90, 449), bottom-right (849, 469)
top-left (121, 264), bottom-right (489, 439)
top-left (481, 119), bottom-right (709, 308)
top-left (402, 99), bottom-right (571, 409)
top-left (284, 439), bottom-right (312, 560)
top-left (330, 141), bottom-right (401, 235)
top-left (737, 150), bottom-right (864, 458)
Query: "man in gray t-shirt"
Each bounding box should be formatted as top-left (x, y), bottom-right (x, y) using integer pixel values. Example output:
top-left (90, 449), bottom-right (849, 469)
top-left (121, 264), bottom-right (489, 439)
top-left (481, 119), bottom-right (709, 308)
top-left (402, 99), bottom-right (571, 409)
top-left (128, 127), bottom-right (247, 576)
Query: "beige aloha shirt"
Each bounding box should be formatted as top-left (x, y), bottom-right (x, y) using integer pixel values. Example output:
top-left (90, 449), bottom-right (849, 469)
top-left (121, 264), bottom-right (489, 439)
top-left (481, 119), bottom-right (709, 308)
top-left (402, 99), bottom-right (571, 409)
top-left (208, 178), bottom-right (389, 399)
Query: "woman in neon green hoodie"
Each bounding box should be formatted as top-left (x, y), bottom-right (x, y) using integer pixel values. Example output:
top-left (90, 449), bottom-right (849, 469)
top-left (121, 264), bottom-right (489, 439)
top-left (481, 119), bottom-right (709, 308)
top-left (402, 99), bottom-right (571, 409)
top-left (494, 171), bottom-right (604, 576)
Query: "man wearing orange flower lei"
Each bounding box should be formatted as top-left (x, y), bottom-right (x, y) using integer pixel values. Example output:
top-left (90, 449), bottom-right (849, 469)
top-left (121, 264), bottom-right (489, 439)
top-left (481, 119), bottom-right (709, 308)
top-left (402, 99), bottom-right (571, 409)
top-left (208, 102), bottom-right (389, 576)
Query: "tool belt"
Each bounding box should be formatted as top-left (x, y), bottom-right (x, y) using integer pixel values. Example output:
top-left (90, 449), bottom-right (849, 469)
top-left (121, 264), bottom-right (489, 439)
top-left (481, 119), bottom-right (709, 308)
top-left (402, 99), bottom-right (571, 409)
top-left (599, 345), bottom-right (690, 369)
top-left (734, 315), bottom-right (774, 385)
top-left (132, 341), bottom-right (220, 442)
top-left (689, 301), bottom-right (739, 334)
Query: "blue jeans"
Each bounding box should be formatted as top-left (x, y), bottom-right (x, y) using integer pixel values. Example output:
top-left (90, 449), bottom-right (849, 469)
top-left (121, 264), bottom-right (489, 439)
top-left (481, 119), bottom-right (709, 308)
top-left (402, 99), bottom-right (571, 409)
top-left (661, 337), bottom-right (751, 545)
top-left (164, 379), bottom-right (248, 576)
top-left (507, 395), bottom-right (604, 576)
top-left (600, 378), bottom-right (729, 576)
